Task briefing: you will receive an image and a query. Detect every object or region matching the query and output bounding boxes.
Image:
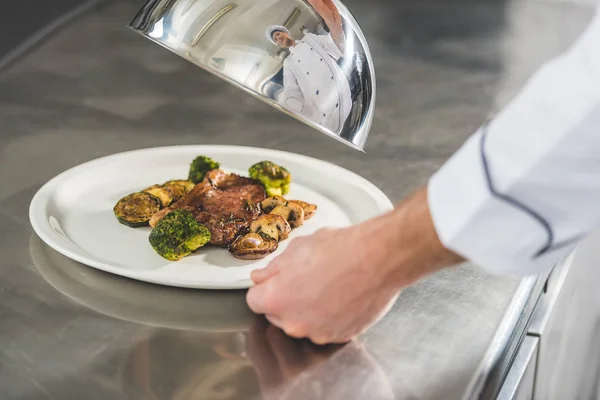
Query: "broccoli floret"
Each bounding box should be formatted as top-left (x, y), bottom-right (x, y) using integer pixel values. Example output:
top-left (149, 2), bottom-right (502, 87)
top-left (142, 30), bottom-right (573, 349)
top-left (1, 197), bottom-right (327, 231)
top-left (188, 155), bottom-right (220, 184)
top-left (249, 161), bottom-right (291, 197)
top-left (149, 209), bottom-right (211, 261)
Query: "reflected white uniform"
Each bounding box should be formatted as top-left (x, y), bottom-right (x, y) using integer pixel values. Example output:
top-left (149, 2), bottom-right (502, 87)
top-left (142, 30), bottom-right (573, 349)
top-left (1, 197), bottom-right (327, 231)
top-left (277, 33), bottom-right (352, 134)
top-left (428, 5), bottom-right (600, 276)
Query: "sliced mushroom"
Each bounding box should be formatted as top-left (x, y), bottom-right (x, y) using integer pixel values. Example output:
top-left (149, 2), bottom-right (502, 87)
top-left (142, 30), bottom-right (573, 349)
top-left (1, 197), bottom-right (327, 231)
top-left (289, 200), bottom-right (317, 220)
top-left (270, 202), bottom-right (305, 228)
top-left (261, 196), bottom-right (287, 214)
top-left (250, 214), bottom-right (291, 241)
top-left (143, 185), bottom-right (173, 207)
top-left (229, 233), bottom-right (278, 260)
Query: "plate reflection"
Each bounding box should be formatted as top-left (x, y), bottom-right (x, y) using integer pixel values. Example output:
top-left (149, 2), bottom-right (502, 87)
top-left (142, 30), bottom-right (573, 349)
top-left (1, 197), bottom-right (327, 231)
top-left (29, 234), bottom-right (254, 332)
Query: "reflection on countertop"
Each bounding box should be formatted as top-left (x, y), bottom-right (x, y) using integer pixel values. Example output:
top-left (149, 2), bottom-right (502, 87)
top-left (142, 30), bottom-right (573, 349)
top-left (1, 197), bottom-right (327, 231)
top-left (29, 234), bottom-right (255, 332)
top-left (30, 235), bottom-right (396, 400)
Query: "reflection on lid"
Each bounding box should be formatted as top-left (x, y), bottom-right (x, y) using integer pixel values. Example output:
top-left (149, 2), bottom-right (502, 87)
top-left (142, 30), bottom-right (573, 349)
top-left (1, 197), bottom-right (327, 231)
top-left (129, 0), bottom-right (375, 150)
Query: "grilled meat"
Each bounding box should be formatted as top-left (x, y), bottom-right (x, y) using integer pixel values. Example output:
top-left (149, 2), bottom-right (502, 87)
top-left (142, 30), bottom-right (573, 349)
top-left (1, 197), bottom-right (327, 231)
top-left (150, 170), bottom-right (266, 246)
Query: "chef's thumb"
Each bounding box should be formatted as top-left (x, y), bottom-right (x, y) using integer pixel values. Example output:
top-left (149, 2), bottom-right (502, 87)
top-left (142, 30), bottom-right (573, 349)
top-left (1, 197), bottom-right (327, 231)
top-left (250, 262), bottom-right (280, 284)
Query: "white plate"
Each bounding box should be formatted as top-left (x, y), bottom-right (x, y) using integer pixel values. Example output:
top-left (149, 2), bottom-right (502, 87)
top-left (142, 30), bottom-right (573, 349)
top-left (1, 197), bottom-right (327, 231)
top-left (29, 145), bottom-right (393, 289)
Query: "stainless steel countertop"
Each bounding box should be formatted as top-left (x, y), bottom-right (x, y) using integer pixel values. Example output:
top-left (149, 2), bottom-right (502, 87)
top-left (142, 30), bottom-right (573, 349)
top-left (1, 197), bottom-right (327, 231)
top-left (0, 1), bottom-right (593, 399)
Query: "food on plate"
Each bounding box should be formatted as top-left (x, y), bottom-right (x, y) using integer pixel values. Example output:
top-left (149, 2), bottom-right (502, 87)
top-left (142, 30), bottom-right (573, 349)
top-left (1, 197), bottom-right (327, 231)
top-left (148, 209), bottom-right (212, 261)
top-left (113, 154), bottom-right (317, 261)
top-left (270, 202), bottom-right (305, 228)
top-left (260, 196), bottom-right (286, 214)
top-left (261, 196), bottom-right (317, 221)
top-left (114, 180), bottom-right (196, 227)
top-left (114, 192), bottom-right (162, 227)
top-left (249, 161), bottom-right (291, 197)
top-left (150, 169), bottom-right (266, 246)
top-left (143, 185), bottom-right (173, 207)
top-left (163, 180), bottom-right (195, 202)
top-left (113, 180), bottom-right (194, 228)
top-left (188, 155), bottom-right (220, 184)
top-left (249, 214), bottom-right (291, 241)
top-left (289, 200), bottom-right (317, 220)
top-left (229, 233), bottom-right (278, 260)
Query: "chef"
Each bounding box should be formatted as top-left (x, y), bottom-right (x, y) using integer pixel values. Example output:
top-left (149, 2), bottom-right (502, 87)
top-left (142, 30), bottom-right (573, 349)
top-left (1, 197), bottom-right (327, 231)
top-left (248, 6), bottom-right (600, 344)
top-left (266, 25), bottom-right (352, 134)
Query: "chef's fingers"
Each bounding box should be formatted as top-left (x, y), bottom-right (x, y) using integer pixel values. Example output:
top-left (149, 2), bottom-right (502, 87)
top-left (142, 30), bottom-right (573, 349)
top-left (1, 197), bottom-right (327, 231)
top-left (250, 261), bottom-right (280, 284)
top-left (265, 314), bottom-right (283, 328)
top-left (246, 281), bottom-right (279, 315)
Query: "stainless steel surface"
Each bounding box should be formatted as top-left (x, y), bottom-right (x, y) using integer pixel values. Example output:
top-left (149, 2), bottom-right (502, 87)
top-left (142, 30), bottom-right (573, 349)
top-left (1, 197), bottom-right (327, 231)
top-left (465, 275), bottom-right (546, 400)
top-left (528, 231), bottom-right (600, 400)
top-left (0, 1), bottom-right (109, 71)
top-left (30, 235), bottom-right (254, 331)
top-left (497, 336), bottom-right (539, 400)
top-left (0, 0), bottom-right (596, 399)
top-left (129, 0), bottom-right (375, 151)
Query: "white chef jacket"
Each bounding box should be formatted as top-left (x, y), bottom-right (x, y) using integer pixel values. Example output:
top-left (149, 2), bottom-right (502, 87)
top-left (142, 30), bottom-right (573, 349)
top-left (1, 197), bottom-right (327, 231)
top-left (428, 5), bottom-right (600, 276)
top-left (277, 33), bottom-right (353, 134)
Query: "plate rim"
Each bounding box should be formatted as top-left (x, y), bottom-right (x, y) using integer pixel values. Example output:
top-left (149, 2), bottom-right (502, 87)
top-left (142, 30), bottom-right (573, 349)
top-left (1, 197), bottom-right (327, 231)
top-left (29, 145), bottom-right (394, 289)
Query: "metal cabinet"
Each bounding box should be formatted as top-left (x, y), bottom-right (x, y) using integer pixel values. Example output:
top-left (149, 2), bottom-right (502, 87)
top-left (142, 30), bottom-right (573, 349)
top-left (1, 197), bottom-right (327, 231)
top-left (497, 229), bottom-right (600, 400)
top-left (497, 336), bottom-right (539, 400)
top-left (527, 232), bottom-right (600, 400)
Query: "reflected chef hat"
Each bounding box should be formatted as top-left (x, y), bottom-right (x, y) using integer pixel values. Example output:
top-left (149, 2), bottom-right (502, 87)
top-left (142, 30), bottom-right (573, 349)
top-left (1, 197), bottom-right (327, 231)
top-left (265, 25), bottom-right (291, 45)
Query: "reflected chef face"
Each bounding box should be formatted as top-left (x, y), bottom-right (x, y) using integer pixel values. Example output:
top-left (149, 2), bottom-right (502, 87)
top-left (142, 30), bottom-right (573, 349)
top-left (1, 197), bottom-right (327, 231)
top-left (272, 31), bottom-right (295, 48)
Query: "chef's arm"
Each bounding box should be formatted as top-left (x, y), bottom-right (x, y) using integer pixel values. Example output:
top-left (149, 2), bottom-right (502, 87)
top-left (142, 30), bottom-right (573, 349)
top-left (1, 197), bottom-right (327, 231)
top-left (426, 8), bottom-right (600, 277)
top-left (306, 0), bottom-right (345, 50)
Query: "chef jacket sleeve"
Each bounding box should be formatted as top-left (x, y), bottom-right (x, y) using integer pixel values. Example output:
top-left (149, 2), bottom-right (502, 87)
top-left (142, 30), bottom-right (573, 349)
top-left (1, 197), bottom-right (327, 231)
top-left (427, 8), bottom-right (600, 277)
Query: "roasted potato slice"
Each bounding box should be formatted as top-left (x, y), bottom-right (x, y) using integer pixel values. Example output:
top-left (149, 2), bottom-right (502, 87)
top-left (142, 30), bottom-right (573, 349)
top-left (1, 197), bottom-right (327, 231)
top-left (270, 202), bottom-right (305, 228)
top-left (229, 233), bottom-right (278, 260)
top-left (143, 185), bottom-right (173, 207)
top-left (163, 180), bottom-right (195, 202)
top-left (114, 192), bottom-right (162, 227)
top-left (289, 200), bottom-right (317, 220)
top-left (250, 214), bottom-right (291, 241)
top-left (168, 180), bottom-right (195, 192)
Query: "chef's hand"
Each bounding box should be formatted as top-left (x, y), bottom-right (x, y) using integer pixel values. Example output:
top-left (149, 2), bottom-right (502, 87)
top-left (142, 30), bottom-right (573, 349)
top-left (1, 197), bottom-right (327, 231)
top-left (246, 186), bottom-right (464, 344)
